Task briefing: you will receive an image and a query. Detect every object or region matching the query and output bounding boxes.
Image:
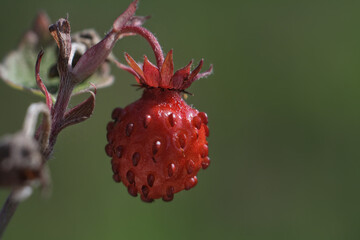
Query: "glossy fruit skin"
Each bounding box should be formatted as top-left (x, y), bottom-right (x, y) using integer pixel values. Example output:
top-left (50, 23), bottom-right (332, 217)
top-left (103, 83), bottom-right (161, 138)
top-left (106, 88), bottom-right (210, 202)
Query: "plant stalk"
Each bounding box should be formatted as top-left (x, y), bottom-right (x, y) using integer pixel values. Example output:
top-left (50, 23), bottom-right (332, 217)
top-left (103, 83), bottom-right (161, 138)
top-left (0, 193), bottom-right (19, 239)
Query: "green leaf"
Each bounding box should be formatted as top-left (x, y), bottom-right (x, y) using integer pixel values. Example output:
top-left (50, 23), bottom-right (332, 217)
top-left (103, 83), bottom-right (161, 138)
top-left (0, 31), bottom-right (114, 101)
top-left (0, 44), bottom-right (58, 100)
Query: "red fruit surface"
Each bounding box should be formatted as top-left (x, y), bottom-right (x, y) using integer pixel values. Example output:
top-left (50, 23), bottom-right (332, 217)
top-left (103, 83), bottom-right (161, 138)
top-left (106, 50), bottom-right (212, 202)
top-left (106, 88), bottom-right (210, 202)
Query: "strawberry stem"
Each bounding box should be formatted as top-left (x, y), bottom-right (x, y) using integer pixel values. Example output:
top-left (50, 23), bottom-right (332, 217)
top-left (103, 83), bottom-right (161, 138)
top-left (121, 26), bottom-right (164, 68)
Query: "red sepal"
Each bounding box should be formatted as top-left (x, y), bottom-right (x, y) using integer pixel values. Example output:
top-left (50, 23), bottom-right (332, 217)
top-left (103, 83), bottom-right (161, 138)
top-left (160, 50), bottom-right (174, 88)
top-left (124, 52), bottom-right (145, 85)
top-left (171, 61), bottom-right (192, 89)
top-left (143, 56), bottom-right (160, 87)
top-left (182, 59), bottom-right (203, 89)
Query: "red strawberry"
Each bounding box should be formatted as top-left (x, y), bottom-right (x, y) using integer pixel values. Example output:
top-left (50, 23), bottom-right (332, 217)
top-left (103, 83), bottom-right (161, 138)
top-left (106, 49), bottom-right (212, 202)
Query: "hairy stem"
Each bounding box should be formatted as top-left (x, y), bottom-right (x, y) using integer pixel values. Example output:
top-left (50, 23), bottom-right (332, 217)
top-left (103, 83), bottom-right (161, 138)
top-left (121, 26), bottom-right (164, 67)
top-left (45, 74), bottom-right (75, 159)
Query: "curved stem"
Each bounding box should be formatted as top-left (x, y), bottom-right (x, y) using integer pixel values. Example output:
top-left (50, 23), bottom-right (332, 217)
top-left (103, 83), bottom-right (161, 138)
top-left (23, 102), bottom-right (51, 153)
top-left (121, 26), bottom-right (164, 68)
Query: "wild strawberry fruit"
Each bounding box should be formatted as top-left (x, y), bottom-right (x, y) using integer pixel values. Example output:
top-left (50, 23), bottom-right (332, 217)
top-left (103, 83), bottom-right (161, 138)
top-left (105, 27), bottom-right (212, 202)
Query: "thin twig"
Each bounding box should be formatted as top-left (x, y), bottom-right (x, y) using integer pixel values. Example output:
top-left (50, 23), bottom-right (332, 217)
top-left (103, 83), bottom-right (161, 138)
top-left (0, 193), bottom-right (19, 239)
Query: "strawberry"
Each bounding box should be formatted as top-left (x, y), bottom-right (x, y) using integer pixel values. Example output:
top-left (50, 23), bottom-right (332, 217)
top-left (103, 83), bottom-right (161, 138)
top-left (106, 42), bottom-right (212, 202)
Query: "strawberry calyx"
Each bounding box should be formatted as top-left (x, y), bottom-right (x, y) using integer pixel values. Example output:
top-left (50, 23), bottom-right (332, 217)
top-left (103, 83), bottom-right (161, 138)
top-left (124, 50), bottom-right (213, 90)
top-left (112, 24), bottom-right (213, 90)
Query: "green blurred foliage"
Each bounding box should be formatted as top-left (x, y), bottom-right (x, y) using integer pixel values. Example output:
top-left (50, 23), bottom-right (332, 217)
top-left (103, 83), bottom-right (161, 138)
top-left (1, 0), bottom-right (360, 239)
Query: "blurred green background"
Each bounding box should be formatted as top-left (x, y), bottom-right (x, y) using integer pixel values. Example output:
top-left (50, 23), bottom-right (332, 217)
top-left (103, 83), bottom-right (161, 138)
top-left (1, 0), bottom-right (360, 239)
